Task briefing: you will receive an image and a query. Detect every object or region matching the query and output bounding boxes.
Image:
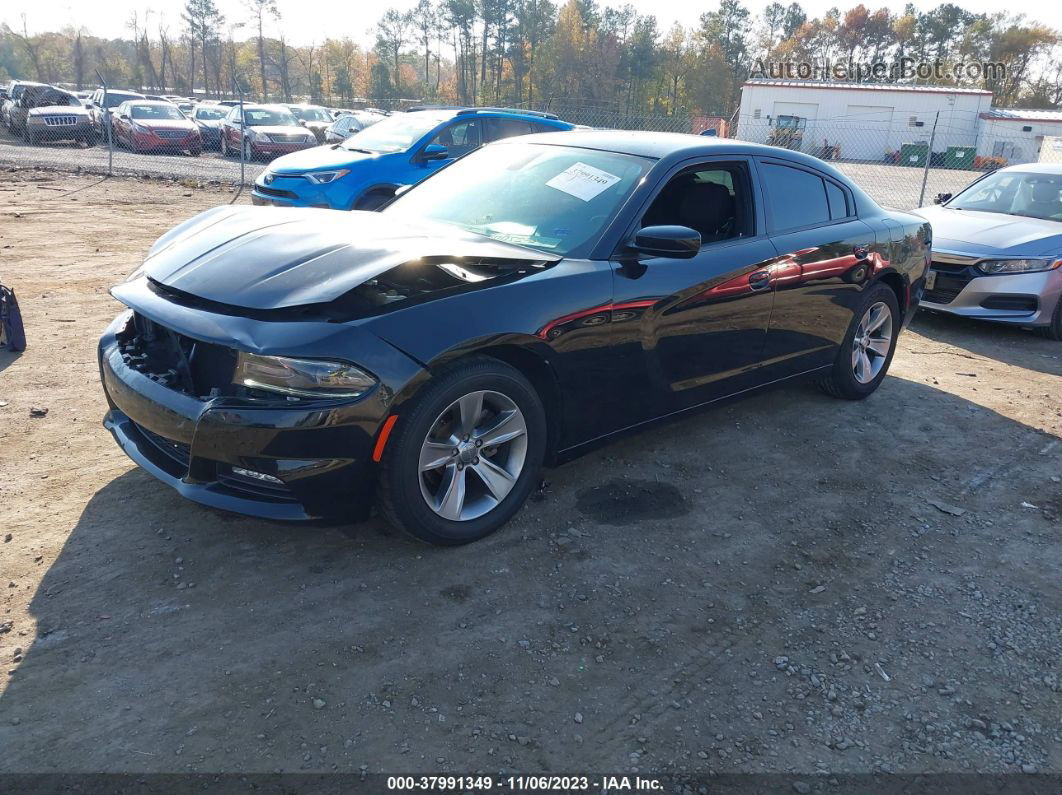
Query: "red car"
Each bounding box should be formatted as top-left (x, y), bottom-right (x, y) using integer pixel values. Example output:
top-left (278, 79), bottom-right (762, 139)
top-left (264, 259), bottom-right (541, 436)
top-left (219, 104), bottom-right (318, 161)
top-left (113, 100), bottom-right (202, 155)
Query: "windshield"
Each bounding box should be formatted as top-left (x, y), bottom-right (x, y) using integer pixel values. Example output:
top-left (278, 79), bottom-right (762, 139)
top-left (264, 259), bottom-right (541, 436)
top-left (342, 112), bottom-right (448, 153)
top-left (194, 106), bottom-right (227, 120)
top-left (30, 90), bottom-right (79, 108)
top-left (131, 104), bottom-right (185, 120)
top-left (949, 170), bottom-right (1062, 222)
top-left (291, 106), bottom-right (331, 122)
top-left (245, 107), bottom-right (298, 126)
top-left (384, 142), bottom-right (652, 256)
top-left (103, 92), bottom-right (142, 108)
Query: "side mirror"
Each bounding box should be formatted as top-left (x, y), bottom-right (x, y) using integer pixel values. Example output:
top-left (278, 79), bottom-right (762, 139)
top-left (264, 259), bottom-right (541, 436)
top-left (419, 143), bottom-right (449, 162)
top-left (934, 192), bottom-right (952, 205)
top-left (119, 113), bottom-right (129, 120)
top-left (631, 225), bottom-right (701, 259)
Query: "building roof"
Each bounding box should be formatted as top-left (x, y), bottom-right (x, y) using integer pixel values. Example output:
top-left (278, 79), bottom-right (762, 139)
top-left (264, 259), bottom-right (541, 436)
top-left (742, 79), bottom-right (992, 96)
top-left (980, 108), bottom-right (1062, 123)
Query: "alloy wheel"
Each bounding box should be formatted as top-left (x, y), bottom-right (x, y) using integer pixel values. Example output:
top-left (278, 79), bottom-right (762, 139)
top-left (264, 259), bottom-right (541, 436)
top-left (418, 390), bottom-right (528, 522)
top-left (851, 301), bottom-right (893, 384)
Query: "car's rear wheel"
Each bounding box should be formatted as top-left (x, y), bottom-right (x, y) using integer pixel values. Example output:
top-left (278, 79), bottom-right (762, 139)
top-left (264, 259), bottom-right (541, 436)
top-left (1034, 297), bottom-right (1062, 341)
top-left (377, 357), bottom-right (547, 545)
top-left (818, 283), bottom-right (899, 400)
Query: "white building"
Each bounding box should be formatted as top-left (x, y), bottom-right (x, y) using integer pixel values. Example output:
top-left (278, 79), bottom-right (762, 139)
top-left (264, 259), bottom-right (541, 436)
top-left (737, 80), bottom-right (995, 163)
top-left (977, 108), bottom-right (1062, 165)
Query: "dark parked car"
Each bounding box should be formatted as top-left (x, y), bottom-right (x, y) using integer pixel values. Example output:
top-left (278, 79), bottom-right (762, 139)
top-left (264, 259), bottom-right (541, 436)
top-left (322, 110), bottom-right (384, 143)
top-left (191, 104), bottom-right (228, 150)
top-left (219, 103), bottom-right (317, 160)
top-left (286, 104), bottom-right (334, 143)
top-left (2, 81), bottom-right (46, 129)
top-left (14, 85), bottom-right (96, 145)
top-left (98, 131), bottom-right (930, 544)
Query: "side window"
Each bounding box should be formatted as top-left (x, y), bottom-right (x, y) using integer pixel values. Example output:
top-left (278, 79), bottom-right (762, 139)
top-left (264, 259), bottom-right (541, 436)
top-left (428, 120), bottom-right (481, 157)
top-left (529, 121), bottom-right (561, 134)
top-left (825, 181), bottom-right (849, 219)
top-left (641, 163), bottom-right (751, 244)
top-left (761, 163), bottom-right (831, 231)
top-left (485, 117), bottom-right (533, 141)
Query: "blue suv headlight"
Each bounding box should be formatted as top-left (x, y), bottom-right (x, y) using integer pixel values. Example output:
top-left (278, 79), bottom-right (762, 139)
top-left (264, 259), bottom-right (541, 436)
top-left (304, 169), bottom-right (351, 185)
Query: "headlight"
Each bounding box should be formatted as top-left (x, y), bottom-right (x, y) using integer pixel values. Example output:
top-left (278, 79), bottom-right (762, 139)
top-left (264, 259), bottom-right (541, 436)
top-left (234, 352), bottom-right (377, 399)
top-left (304, 169), bottom-right (350, 185)
top-left (248, 128), bottom-right (268, 142)
top-left (977, 258), bottom-right (1061, 275)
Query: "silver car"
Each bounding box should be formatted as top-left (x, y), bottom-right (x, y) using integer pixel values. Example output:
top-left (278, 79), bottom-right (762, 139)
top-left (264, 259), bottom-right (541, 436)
top-left (913, 163), bottom-right (1062, 340)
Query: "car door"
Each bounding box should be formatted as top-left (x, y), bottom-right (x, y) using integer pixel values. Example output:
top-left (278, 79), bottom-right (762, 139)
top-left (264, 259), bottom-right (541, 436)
top-left (417, 118), bottom-right (483, 174)
top-left (609, 156), bottom-right (780, 420)
top-left (756, 158), bottom-right (879, 378)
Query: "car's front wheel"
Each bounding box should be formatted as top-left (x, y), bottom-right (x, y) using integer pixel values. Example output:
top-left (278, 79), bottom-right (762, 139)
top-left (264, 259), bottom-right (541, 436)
top-left (377, 357), bottom-right (547, 545)
top-left (818, 282), bottom-right (900, 400)
top-left (1034, 296), bottom-right (1062, 341)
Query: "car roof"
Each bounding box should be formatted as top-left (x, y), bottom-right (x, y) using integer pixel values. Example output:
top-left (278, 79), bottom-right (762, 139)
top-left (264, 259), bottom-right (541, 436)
top-left (997, 162), bottom-right (1062, 176)
top-left (507, 129), bottom-right (850, 167)
top-left (406, 105), bottom-right (564, 122)
top-left (126, 99), bottom-right (177, 106)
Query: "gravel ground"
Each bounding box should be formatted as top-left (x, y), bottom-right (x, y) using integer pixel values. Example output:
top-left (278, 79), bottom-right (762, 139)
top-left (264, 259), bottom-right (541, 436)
top-left (0, 171), bottom-right (1060, 778)
top-left (0, 126), bottom-right (981, 210)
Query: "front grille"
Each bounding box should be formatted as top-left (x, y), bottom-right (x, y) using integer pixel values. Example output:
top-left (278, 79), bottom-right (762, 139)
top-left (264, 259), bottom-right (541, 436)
top-left (42, 115), bottom-right (78, 126)
top-left (139, 426), bottom-right (191, 469)
top-left (155, 129), bottom-right (189, 140)
top-left (118, 312), bottom-right (237, 398)
top-left (930, 260), bottom-right (969, 273)
top-left (267, 133), bottom-right (309, 143)
top-left (925, 268), bottom-right (974, 305)
top-left (255, 185), bottom-right (298, 200)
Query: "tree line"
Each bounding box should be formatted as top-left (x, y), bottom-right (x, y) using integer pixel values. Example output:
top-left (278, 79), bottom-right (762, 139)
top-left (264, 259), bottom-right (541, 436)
top-left (1, 0), bottom-right (1060, 119)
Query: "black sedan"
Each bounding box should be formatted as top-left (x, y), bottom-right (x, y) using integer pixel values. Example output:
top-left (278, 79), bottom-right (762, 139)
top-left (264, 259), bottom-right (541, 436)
top-left (98, 131), bottom-right (931, 544)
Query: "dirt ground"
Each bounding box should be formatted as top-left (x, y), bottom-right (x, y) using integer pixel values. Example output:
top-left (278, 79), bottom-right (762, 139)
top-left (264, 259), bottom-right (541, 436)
top-left (0, 170), bottom-right (1060, 777)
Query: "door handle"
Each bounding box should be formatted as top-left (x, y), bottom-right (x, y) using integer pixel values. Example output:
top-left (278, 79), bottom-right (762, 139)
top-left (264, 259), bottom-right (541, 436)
top-left (749, 270), bottom-right (771, 291)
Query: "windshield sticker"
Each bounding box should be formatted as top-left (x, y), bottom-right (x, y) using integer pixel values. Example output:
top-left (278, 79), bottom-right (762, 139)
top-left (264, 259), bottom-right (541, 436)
top-left (546, 162), bottom-right (622, 202)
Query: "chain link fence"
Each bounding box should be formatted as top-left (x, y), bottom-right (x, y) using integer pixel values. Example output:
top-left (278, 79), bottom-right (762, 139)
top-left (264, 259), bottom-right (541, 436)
top-left (2, 83), bottom-right (1056, 211)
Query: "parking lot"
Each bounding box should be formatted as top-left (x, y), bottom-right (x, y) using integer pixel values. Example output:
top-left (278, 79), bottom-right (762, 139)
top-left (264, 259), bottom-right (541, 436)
top-left (0, 170), bottom-right (1060, 777)
top-left (0, 126), bottom-right (982, 211)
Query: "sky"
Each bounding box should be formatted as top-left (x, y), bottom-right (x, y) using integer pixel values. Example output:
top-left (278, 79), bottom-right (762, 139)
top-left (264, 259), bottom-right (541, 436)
top-left (4, 0), bottom-right (1061, 47)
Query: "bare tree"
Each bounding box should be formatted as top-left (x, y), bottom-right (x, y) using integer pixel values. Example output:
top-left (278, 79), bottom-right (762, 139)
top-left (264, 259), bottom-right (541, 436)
top-left (246, 0), bottom-right (279, 101)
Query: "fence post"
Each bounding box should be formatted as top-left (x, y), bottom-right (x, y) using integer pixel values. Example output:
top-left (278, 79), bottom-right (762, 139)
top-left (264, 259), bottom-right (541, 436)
top-left (917, 110), bottom-right (940, 208)
top-left (231, 79), bottom-right (246, 203)
top-left (95, 70), bottom-right (113, 176)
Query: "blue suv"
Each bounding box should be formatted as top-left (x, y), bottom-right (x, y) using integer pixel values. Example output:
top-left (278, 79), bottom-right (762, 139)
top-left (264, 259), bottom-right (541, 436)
top-left (251, 106), bottom-right (574, 211)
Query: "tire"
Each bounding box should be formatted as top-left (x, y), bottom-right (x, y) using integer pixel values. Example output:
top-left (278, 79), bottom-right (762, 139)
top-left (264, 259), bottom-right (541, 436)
top-left (353, 189), bottom-right (394, 211)
top-left (243, 139), bottom-right (254, 162)
top-left (189, 147), bottom-right (202, 157)
top-left (1034, 297), bottom-right (1062, 341)
top-left (220, 135), bottom-right (230, 157)
top-left (377, 356), bottom-right (547, 546)
top-left (818, 282), bottom-right (900, 400)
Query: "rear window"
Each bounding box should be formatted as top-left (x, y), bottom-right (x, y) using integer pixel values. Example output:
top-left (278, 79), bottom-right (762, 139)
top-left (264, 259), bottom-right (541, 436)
top-left (761, 163), bottom-right (831, 231)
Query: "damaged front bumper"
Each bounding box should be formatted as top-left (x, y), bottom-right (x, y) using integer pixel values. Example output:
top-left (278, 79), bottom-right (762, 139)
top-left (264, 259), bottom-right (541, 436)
top-left (97, 283), bottom-right (424, 522)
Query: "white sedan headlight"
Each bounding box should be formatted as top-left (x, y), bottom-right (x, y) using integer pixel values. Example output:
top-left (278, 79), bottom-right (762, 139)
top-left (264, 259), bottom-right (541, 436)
top-left (977, 258), bottom-right (1061, 275)
top-left (234, 352), bottom-right (377, 399)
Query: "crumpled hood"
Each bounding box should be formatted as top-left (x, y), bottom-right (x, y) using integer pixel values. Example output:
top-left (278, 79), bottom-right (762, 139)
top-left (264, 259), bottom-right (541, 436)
top-left (268, 144), bottom-right (380, 173)
top-left (913, 205), bottom-right (1062, 257)
top-left (141, 206), bottom-right (559, 310)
